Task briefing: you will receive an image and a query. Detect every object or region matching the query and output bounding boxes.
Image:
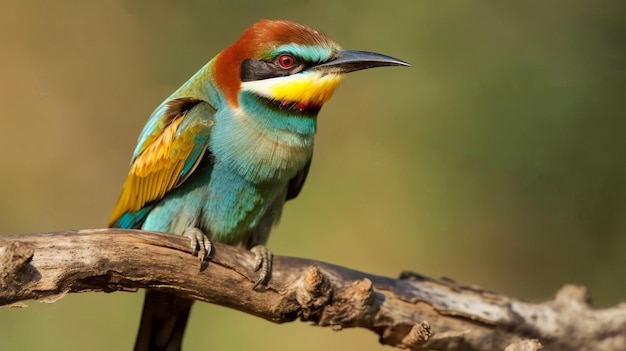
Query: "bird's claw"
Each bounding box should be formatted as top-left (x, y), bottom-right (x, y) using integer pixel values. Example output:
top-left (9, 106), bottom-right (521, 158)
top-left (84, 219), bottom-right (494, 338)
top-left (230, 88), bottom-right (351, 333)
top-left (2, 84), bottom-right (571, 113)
top-left (183, 227), bottom-right (212, 271)
top-left (250, 245), bottom-right (273, 289)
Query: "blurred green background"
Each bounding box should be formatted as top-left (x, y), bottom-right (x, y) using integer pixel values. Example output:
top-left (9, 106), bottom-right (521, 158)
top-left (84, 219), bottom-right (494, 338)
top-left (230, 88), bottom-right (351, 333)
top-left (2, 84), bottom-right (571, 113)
top-left (1, 0), bottom-right (625, 350)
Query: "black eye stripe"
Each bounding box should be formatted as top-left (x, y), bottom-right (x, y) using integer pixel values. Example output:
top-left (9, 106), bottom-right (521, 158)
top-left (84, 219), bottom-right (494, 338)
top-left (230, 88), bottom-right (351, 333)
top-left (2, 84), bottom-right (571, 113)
top-left (241, 58), bottom-right (307, 82)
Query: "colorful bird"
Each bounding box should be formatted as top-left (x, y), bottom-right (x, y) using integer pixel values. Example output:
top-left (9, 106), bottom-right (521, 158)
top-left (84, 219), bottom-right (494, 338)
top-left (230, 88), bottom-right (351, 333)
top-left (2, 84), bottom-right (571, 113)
top-left (109, 19), bottom-right (409, 350)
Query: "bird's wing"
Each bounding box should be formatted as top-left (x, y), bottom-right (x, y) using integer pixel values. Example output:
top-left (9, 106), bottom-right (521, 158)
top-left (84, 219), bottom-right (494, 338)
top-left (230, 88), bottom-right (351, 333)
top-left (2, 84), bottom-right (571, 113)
top-left (109, 98), bottom-right (216, 228)
top-left (286, 157), bottom-right (312, 201)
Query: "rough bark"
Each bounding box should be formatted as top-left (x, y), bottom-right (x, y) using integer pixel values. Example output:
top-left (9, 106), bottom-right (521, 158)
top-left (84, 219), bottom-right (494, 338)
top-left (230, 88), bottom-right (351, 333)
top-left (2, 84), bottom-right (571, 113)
top-left (0, 229), bottom-right (624, 350)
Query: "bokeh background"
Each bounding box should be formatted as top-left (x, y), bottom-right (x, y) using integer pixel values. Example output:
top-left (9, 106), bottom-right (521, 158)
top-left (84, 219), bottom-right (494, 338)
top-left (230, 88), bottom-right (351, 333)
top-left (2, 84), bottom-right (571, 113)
top-left (1, 1), bottom-right (625, 350)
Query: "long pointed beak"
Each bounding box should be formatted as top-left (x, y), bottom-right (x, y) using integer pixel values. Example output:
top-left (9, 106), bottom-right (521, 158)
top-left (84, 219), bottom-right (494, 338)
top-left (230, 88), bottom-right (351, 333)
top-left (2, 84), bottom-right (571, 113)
top-left (310, 50), bottom-right (410, 74)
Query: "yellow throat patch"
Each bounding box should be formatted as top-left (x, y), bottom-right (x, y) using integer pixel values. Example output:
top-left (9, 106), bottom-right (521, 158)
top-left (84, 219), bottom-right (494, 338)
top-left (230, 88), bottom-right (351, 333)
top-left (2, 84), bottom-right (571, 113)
top-left (241, 72), bottom-right (344, 108)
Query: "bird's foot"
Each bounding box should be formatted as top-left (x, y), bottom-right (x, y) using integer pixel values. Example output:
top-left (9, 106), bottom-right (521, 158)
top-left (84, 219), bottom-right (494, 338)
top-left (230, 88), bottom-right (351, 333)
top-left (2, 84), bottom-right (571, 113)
top-left (250, 245), bottom-right (273, 289)
top-left (183, 227), bottom-right (212, 271)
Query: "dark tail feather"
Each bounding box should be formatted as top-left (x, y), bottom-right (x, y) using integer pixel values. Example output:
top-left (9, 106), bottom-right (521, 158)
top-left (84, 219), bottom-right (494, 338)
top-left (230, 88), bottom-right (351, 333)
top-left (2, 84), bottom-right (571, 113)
top-left (134, 290), bottom-right (194, 351)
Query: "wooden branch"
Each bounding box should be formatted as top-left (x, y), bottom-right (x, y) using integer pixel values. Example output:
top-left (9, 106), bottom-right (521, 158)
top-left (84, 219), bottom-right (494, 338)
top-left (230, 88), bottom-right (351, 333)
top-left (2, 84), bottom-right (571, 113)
top-left (0, 230), bottom-right (624, 351)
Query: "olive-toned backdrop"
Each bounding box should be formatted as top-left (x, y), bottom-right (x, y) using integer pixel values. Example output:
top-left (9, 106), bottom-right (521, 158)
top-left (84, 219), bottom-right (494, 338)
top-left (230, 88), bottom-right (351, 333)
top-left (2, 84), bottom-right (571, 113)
top-left (1, 1), bottom-right (624, 350)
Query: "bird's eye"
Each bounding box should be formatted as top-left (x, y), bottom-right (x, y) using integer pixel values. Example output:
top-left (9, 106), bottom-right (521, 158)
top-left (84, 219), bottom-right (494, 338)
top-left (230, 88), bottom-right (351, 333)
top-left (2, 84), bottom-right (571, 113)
top-left (278, 55), bottom-right (295, 69)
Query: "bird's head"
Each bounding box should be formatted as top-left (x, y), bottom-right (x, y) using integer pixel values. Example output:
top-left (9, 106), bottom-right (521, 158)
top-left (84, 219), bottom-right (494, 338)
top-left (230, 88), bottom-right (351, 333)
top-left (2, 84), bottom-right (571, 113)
top-left (213, 19), bottom-right (409, 115)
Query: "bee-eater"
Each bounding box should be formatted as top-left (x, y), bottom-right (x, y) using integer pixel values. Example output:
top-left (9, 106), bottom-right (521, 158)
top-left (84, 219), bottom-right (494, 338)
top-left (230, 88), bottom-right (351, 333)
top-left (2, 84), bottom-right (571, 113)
top-left (109, 19), bottom-right (409, 351)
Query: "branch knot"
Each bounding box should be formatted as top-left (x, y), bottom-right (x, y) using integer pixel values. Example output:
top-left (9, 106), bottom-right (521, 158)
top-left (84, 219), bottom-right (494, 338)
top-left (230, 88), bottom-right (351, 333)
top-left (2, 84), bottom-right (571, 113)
top-left (295, 266), bottom-right (332, 319)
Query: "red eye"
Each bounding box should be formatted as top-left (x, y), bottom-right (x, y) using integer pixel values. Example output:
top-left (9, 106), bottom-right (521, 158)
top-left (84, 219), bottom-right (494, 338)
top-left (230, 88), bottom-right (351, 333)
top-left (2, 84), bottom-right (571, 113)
top-left (278, 55), bottom-right (295, 69)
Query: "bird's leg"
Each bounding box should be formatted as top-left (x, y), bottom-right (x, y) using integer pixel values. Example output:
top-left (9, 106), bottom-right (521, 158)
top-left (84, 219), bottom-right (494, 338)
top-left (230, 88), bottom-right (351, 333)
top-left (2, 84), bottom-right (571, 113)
top-left (182, 227), bottom-right (212, 271)
top-left (250, 245), bottom-right (273, 288)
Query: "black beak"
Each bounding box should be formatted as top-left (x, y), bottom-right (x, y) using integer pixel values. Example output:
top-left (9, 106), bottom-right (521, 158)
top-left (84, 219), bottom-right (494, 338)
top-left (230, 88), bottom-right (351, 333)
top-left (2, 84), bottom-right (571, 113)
top-left (310, 50), bottom-right (410, 74)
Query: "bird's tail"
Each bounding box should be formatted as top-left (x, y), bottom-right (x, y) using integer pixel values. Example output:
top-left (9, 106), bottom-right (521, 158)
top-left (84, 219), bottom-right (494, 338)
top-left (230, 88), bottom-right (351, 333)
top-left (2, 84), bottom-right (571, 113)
top-left (134, 290), bottom-right (194, 351)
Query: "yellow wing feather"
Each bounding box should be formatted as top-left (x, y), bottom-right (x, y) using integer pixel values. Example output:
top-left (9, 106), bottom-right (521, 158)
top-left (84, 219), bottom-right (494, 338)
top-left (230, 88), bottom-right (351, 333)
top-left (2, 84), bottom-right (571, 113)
top-left (109, 116), bottom-right (192, 226)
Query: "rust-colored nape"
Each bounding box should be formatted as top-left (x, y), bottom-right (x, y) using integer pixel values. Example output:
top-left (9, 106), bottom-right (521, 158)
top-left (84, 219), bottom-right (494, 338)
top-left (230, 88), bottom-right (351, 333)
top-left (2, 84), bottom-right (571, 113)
top-left (213, 19), bottom-right (334, 107)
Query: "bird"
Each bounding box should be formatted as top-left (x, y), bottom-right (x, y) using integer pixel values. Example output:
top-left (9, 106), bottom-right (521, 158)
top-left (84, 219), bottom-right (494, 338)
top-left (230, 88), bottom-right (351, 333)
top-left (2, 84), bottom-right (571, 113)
top-left (109, 19), bottom-right (409, 351)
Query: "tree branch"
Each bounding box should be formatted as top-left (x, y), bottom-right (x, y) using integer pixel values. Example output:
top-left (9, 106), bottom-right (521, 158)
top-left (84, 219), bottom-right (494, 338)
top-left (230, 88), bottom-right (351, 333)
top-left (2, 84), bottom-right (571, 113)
top-left (0, 229), bottom-right (624, 350)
